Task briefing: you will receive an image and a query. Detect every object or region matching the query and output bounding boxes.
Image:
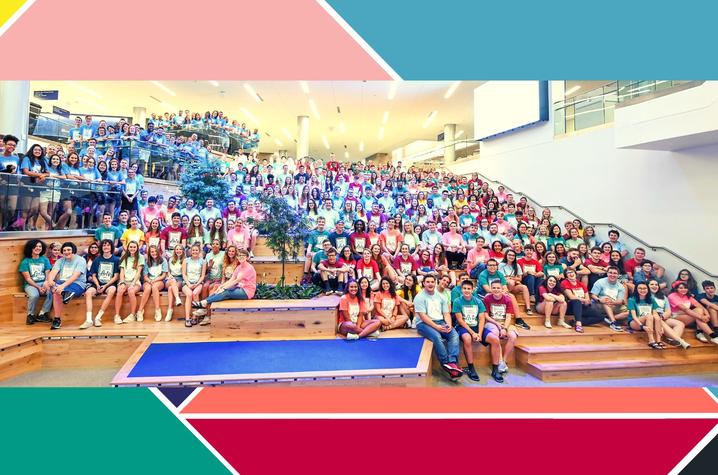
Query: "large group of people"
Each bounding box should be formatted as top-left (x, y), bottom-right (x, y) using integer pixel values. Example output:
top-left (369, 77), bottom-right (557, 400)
top-left (9, 139), bottom-right (718, 383)
top-left (147, 109), bottom-right (260, 150)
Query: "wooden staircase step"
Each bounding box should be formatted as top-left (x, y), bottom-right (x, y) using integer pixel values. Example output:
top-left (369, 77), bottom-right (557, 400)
top-left (523, 354), bottom-right (718, 381)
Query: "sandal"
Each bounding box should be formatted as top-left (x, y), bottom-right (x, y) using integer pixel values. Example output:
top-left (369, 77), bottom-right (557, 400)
top-left (575, 324), bottom-right (584, 333)
top-left (648, 342), bottom-right (662, 350)
top-left (184, 318), bottom-right (192, 328)
top-left (656, 342), bottom-right (667, 349)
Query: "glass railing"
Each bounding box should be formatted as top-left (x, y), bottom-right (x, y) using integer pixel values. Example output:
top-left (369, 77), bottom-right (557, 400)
top-left (0, 172), bottom-right (122, 231)
top-left (400, 139), bottom-right (480, 166)
top-left (29, 114), bottom-right (72, 143)
top-left (459, 170), bottom-right (718, 283)
top-left (554, 80), bottom-right (697, 135)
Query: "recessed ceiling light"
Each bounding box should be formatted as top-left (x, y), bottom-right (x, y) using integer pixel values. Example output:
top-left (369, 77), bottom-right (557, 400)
top-left (387, 81), bottom-right (399, 100)
top-left (338, 121), bottom-right (346, 133)
top-left (243, 83), bottom-right (262, 103)
top-left (309, 98), bottom-right (320, 120)
top-left (299, 81), bottom-right (310, 94)
top-left (378, 126), bottom-right (385, 140)
top-left (444, 81), bottom-right (461, 99)
top-left (208, 81), bottom-right (219, 87)
top-left (150, 81), bottom-right (176, 97)
top-left (359, 141), bottom-right (365, 152)
top-left (382, 111), bottom-right (390, 124)
top-left (423, 110), bottom-right (438, 128)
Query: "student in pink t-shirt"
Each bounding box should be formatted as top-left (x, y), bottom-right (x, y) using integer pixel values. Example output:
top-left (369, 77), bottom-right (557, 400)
top-left (227, 218), bottom-right (251, 250)
top-left (483, 280), bottom-right (519, 375)
top-left (141, 196), bottom-right (163, 229)
top-left (668, 282), bottom-right (717, 344)
top-left (466, 236), bottom-right (489, 279)
top-left (193, 249), bottom-right (257, 324)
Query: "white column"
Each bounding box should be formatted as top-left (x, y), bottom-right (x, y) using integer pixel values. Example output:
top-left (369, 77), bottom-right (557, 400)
top-left (443, 123), bottom-right (456, 164)
top-left (297, 115), bottom-right (309, 159)
top-left (0, 81), bottom-right (30, 151)
top-left (132, 106), bottom-right (147, 126)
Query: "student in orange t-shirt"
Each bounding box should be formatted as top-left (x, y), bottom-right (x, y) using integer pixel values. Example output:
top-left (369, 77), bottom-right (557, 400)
top-left (338, 280), bottom-right (381, 340)
top-left (373, 277), bottom-right (408, 331)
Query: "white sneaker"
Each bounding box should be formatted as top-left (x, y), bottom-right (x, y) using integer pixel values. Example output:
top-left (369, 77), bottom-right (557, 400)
top-left (199, 317), bottom-right (211, 326)
top-left (192, 309), bottom-right (207, 317)
top-left (711, 336), bottom-right (718, 345)
top-left (346, 333), bottom-right (359, 340)
top-left (680, 340), bottom-right (692, 349)
top-left (123, 313), bottom-right (136, 323)
top-left (154, 310), bottom-right (162, 322)
top-left (696, 332), bottom-right (709, 343)
top-left (79, 320), bottom-right (93, 330)
top-left (94, 317), bottom-right (102, 327)
top-left (498, 360), bottom-right (509, 373)
top-left (369, 329), bottom-right (381, 338)
top-left (558, 321), bottom-right (572, 329)
top-left (136, 310), bottom-right (144, 322)
top-left (544, 319), bottom-right (552, 329)
top-left (175, 298), bottom-right (182, 307)
top-left (165, 310), bottom-right (173, 322)
top-left (114, 315), bottom-right (123, 324)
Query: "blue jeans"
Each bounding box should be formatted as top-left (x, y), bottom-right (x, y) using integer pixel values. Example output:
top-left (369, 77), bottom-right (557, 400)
top-left (24, 284), bottom-right (53, 315)
top-left (469, 263), bottom-right (486, 279)
top-left (522, 274), bottom-right (544, 301)
top-left (206, 287), bottom-right (249, 303)
top-left (416, 321), bottom-right (460, 365)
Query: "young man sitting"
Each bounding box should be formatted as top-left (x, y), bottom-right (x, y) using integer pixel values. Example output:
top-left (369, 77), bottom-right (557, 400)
top-left (590, 266), bottom-right (629, 332)
top-left (483, 280), bottom-right (519, 376)
top-left (413, 274), bottom-right (463, 381)
top-left (453, 279), bottom-right (504, 383)
top-left (316, 247), bottom-right (349, 295)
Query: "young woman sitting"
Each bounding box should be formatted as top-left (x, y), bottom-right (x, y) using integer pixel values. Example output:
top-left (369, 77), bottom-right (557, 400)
top-left (373, 277), bottom-right (409, 331)
top-left (536, 276), bottom-right (568, 329)
top-left (338, 280), bottom-right (381, 340)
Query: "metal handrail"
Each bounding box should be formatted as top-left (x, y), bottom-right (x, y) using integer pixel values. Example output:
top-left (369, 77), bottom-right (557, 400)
top-left (449, 168), bottom-right (717, 279)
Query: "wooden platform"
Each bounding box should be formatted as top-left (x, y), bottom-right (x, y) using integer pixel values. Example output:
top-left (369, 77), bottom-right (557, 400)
top-left (110, 331), bottom-right (432, 387)
top-left (210, 296), bottom-right (339, 340)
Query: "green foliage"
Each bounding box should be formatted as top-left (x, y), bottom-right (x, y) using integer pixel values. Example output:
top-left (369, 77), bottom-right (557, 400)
top-left (249, 195), bottom-right (313, 286)
top-left (178, 157), bottom-right (230, 206)
top-left (254, 283), bottom-right (323, 300)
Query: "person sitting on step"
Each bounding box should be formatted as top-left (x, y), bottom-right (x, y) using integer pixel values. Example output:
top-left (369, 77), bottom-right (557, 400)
top-left (18, 239), bottom-right (53, 325)
top-left (43, 242), bottom-right (87, 330)
top-left (337, 279), bottom-right (381, 340)
top-left (373, 277), bottom-right (409, 331)
top-left (82, 239), bottom-right (119, 329)
top-left (483, 280), bottom-right (518, 376)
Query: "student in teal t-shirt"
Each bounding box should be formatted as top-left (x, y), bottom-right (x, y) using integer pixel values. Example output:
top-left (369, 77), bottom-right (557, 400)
top-left (452, 279), bottom-right (485, 380)
top-left (18, 239), bottom-right (53, 322)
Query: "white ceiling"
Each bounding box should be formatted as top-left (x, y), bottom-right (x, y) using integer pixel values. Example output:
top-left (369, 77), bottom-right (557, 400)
top-left (29, 80), bottom-right (482, 159)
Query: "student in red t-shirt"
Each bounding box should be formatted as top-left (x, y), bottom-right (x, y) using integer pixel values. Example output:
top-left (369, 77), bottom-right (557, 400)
top-left (356, 248), bottom-right (380, 291)
top-left (373, 277), bottom-right (409, 331)
top-left (536, 276), bottom-right (568, 329)
top-left (483, 281), bottom-right (518, 375)
top-left (338, 280), bottom-right (381, 340)
top-left (392, 243), bottom-right (418, 282)
top-left (160, 212), bottom-right (187, 257)
top-left (518, 244), bottom-right (544, 303)
top-left (560, 267), bottom-right (602, 332)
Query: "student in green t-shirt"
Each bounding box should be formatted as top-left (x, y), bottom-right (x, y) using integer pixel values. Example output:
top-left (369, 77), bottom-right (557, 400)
top-left (18, 239), bottom-right (53, 324)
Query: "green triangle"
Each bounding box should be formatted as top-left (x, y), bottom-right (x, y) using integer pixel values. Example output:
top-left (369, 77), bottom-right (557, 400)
top-left (0, 388), bottom-right (230, 474)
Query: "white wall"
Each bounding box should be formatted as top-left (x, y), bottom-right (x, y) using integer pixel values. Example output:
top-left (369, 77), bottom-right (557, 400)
top-left (449, 122), bottom-right (718, 277)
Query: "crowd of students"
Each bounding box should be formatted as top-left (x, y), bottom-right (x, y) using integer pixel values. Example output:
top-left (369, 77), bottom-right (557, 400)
top-left (147, 109), bottom-right (260, 150)
top-left (11, 148), bottom-right (718, 382)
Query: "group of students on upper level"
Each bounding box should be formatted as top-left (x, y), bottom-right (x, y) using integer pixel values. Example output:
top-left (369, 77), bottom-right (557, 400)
top-left (147, 109), bottom-right (260, 147)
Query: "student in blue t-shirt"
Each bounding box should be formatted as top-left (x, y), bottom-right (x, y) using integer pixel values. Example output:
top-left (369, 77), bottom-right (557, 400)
top-left (83, 239), bottom-right (120, 329)
top-left (80, 115), bottom-right (97, 142)
top-left (18, 239), bottom-right (53, 324)
top-left (44, 242), bottom-right (87, 330)
top-left (68, 116), bottom-right (84, 149)
top-left (698, 280), bottom-right (718, 329)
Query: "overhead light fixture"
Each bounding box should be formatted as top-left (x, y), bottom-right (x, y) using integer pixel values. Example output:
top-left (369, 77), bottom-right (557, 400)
top-left (338, 121), bottom-right (346, 133)
top-left (564, 85), bottom-right (581, 96)
top-left (274, 138), bottom-right (283, 146)
top-left (322, 135), bottom-right (330, 149)
top-left (208, 81), bottom-right (219, 87)
top-left (455, 129), bottom-right (465, 139)
top-left (150, 81), bottom-right (176, 97)
top-left (423, 110), bottom-right (438, 128)
top-left (344, 150), bottom-right (349, 159)
top-left (382, 110), bottom-right (389, 124)
top-left (66, 81), bottom-right (102, 99)
top-left (387, 81), bottom-right (399, 100)
top-left (308, 98), bottom-right (320, 119)
top-left (243, 83), bottom-right (262, 103)
top-left (282, 127), bottom-right (293, 141)
top-left (359, 141), bottom-right (365, 152)
top-left (299, 81), bottom-right (310, 94)
top-left (443, 81), bottom-right (461, 99)
top-left (378, 126), bottom-right (385, 140)
top-left (240, 107), bottom-right (260, 125)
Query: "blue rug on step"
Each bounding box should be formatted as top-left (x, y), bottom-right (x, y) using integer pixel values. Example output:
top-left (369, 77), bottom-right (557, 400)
top-left (128, 337), bottom-right (425, 377)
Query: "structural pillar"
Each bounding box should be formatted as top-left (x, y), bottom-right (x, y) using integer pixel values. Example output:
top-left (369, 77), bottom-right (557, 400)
top-left (443, 123), bottom-right (456, 164)
top-left (0, 81), bottom-right (31, 151)
top-left (133, 106), bottom-right (147, 127)
top-left (297, 115), bottom-right (309, 159)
